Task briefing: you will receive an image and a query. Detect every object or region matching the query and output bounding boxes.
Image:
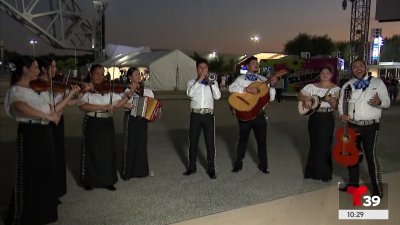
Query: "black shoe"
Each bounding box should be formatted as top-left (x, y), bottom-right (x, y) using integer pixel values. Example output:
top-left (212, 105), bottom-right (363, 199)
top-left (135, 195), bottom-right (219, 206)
top-left (232, 166), bottom-right (242, 173)
top-left (57, 199), bottom-right (62, 205)
top-left (183, 169), bottom-right (196, 176)
top-left (339, 184), bottom-right (359, 192)
top-left (84, 185), bottom-right (93, 191)
top-left (372, 192), bottom-right (383, 198)
top-left (259, 167), bottom-right (270, 174)
top-left (105, 185), bottom-right (116, 191)
top-left (207, 171), bottom-right (217, 179)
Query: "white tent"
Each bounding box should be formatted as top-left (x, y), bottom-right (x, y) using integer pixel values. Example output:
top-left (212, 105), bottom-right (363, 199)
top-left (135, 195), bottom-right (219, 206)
top-left (104, 44), bottom-right (151, 58)
top-left (103, 49), bottom-right (196, 91)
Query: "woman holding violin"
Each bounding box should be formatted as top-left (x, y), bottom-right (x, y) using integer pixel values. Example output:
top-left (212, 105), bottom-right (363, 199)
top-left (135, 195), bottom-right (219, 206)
top-left (297, 65), bottom-right (340, 182)
top-left (79, 64), bottom-right (135, 191)
top-left (36, 57), bottom-right (83, 199)
top-left (121, 67), bottom-right (154, 180)
top-left (4, 56), bottom-right (79, 225)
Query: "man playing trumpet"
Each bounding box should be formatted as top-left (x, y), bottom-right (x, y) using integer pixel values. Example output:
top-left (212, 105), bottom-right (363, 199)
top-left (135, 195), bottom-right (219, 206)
top-left (184, 58), bottom-right (221, 179)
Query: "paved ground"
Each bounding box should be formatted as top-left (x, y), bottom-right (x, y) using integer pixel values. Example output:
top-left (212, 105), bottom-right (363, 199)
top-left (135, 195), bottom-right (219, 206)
top-left (0, 94), bottom-right (399, 225)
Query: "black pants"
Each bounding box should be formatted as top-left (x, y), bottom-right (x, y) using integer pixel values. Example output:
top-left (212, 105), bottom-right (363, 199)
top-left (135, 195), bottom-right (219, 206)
top-left (235, 113), bottom-right (268, 169)
top-left (305, 111), bottom-right (335, 180)
top-left (276, 88), bottom-right (284, 103)
top-left (7, 123), bottom-right (58, 225)
top-left (50, 115), bottom-right (67, 198)
top-left (121, 113), bottom-right (149, 179)
top-left (347, 123), bottom-right (382, 195)
top-left (187, 112), bottom-right (215, 172)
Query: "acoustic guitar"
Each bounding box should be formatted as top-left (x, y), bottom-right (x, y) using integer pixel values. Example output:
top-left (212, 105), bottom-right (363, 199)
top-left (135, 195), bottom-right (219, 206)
top-left (297, 95), bottom-right (321, 116)
top-left (228, 70), bottom-right (287, 121)
top-left (333, 85), bottom-right (359, 166)
top-left (297, 88), bottom-right (332, 116)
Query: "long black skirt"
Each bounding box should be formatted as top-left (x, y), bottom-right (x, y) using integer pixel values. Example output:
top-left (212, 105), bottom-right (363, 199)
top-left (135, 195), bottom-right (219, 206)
top-left (121, 113), bottom-right (149, 179)
top-left (50, 115), bottom-right (67, 197)
top-left (7, 123), bottom-right (58, 225)
top-left (305, 111), bottom-right (335, 180)
top-left (80, 116), bottom-right (117, 187)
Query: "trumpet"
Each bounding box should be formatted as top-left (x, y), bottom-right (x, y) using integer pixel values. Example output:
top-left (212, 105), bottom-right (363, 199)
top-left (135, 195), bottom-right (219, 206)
top-left (205, 73), bottom-right (217, 85)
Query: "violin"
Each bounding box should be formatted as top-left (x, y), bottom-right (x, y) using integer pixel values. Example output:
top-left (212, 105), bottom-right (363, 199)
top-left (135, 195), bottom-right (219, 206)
top-left (30, 79), bottom-right (85, 93)
top-left (92, 81), bottom-right (130, 94)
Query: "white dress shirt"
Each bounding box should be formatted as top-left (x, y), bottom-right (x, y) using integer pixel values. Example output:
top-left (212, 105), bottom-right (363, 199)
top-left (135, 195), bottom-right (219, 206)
top-left (228, 74), bottom-right (276, 101)
top-left (187, 78), bottom-right (221, 109)
top-left (338, 76), bottom-right (390, 121)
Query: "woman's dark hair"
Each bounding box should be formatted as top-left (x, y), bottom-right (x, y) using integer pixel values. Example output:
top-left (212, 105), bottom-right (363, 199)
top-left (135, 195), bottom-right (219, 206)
top-left (84, 64), bottom-right (104, 82)
top-left (319, 65), bottom-right (333, 74)
top-left (11, 56), bottom-right (36, 85)
top-left (126, 67), bottom-right (139, 77)
top-left (37, 56), bottom-right (54, 75)
top-left (90, 64), bottom-right (103, 74)
top-left (196, 58), bottom-right (209, 68)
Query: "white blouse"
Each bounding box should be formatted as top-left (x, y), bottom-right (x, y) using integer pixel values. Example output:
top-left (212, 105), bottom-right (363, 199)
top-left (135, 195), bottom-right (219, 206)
top-left (5, 86), bottom-right (51, 121)
top-left (79, 92), bottom-right (123, 106)
top-left (300, 84), bottom-right (340, 108)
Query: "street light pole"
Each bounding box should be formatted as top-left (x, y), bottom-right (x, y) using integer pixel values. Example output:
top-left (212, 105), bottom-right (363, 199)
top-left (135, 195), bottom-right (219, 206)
top-left (30, 39), bottom-right (38, 57)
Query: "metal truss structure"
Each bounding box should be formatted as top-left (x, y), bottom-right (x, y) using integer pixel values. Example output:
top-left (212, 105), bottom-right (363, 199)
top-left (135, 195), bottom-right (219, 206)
top-left (0, 0), bottom-right (99, 54)
top-left (348, 0), bottom-right (371, 63)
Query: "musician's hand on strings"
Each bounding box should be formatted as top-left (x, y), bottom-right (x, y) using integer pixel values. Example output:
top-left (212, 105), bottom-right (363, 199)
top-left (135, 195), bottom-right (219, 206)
top-left (270, 76), bottom-right (277, 86)
top-left (368, 93), bottom-right (381, 106)
top-left (67, 85), bottom-right (81, 97)
top-left (302, 99), bottom-right (312, 109)
top-left (245, 87), bottom-right (259, 94)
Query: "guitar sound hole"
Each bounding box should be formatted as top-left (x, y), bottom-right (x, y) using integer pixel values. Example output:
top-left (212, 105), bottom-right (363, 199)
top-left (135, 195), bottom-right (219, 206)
top-left (342, 136), bottom-right (349, 142)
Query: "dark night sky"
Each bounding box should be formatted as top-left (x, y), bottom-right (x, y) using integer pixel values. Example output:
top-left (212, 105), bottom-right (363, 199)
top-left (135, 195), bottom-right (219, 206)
top-left (1, 0), bottom-right (399, 56)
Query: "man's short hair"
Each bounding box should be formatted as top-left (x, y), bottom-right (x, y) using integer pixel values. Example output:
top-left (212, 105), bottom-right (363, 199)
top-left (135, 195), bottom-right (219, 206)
top-left (196, 58), bottom-right (209, 68)
top-left (245, 56), bottom-right (258, 65)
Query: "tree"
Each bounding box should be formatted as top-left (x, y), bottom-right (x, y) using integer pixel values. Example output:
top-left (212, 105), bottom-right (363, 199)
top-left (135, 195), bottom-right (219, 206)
top-left (380, 35), bottom-right (400, 62)
top-left (284, 33), bottom-right (335, 56)
top-left (284, 33), bottom-right (312, 56)
top-left (334, 41), bottom-right (351, 66)
top-left (208, 57), bottom-right (225, 74)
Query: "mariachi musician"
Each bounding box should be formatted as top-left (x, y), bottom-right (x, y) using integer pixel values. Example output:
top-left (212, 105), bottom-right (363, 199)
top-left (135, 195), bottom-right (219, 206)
top-left (79, 64), bottom-right (135, 191)
top-left (4, 56), bottom-right (81, 225)
top-left (184, 58), bottom-right (221, 179)
top-left (338, 59), bottom-right (390, 197)
top-left (121, 67), bottom-right (155, 180)
top-left (228, 56), bottom-right (276, 174)
top-left (297, 65), bottom-right (340, 182)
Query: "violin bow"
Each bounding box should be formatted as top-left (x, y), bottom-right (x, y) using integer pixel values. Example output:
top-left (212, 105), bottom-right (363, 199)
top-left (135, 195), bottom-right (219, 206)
top-left (64, 70), bottom-right (71, 99)
top-left (48, 65), bottom-right (56, 117)
top-left (109, 63), bottom-right (116, 106)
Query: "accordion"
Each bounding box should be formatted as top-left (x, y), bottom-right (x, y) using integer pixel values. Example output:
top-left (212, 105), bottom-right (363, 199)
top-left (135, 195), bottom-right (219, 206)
top-left (130, 96), bottom-right (162, 122)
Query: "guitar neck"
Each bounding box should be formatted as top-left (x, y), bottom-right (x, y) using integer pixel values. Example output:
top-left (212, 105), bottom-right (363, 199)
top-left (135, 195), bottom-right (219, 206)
top-left (343, 95), bottom-right (349, 136)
